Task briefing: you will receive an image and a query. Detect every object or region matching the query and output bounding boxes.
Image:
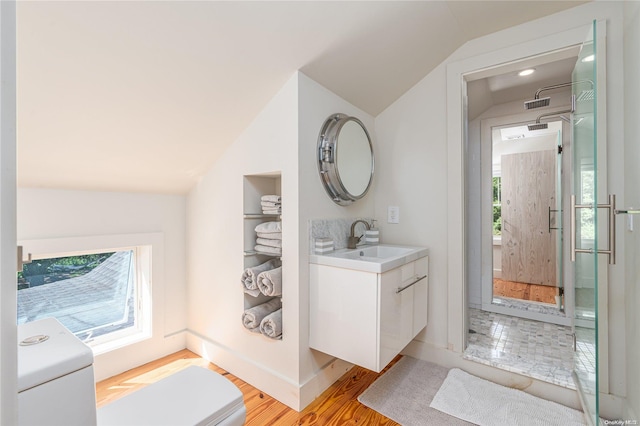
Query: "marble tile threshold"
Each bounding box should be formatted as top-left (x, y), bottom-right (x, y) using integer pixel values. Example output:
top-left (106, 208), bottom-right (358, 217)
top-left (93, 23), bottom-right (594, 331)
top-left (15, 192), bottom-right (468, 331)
top-left (463, 343), bottom-right (576, 390)
top-left (492, 296), bottom-right (566, 317)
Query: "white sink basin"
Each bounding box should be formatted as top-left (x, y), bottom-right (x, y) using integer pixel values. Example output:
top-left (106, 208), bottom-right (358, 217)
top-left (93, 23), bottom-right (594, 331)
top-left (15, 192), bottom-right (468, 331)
top-left (309, 244), bottom-right (428, 273)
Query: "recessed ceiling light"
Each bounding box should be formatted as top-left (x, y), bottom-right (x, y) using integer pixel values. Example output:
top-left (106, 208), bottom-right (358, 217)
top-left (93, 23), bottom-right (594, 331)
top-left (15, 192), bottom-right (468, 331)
top-left (518, 69), bottom-right (535, 76)
top-left (582, 54), bottom-right (595, 63)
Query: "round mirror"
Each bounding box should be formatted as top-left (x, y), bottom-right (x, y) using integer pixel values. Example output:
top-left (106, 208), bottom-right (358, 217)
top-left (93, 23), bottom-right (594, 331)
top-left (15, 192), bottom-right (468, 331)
top-left (317, 114), bottom-right (374, 205)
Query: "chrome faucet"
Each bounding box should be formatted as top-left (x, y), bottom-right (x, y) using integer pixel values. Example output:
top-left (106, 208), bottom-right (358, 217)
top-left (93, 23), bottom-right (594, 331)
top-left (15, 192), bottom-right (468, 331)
top-left (347, 219), bottom-right (371, 249)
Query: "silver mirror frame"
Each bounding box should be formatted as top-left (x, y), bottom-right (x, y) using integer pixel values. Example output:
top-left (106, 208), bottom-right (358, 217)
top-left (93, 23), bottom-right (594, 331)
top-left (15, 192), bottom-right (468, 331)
top-left (317, 113), bottom-right (375, 206)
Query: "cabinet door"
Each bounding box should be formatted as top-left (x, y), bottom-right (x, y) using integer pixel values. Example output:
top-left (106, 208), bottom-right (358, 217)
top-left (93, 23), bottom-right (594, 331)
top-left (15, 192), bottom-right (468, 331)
top-left (309, 264), bottom-right (379, 370)
top-left (412, 256), bottom-right (428, 336)
top-left (378, 261), bottom-right (415, 370)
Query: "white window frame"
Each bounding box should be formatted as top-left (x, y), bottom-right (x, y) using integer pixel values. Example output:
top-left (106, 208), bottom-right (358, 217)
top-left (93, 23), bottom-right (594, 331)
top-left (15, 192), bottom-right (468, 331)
top-left (18, 233), bottom-right (161, 356)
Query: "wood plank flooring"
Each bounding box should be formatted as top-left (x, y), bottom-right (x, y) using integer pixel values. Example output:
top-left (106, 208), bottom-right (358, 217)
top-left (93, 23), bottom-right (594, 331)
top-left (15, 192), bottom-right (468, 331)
top-left (96, 349), bottom-right (400, 425)
top-left (493, 278), bottom-right (557, 304)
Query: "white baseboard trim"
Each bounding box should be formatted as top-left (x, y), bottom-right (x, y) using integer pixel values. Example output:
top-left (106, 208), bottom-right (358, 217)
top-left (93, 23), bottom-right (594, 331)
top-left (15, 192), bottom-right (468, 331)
top-left (299, 357), bottom-right (354, 410)
top-left (187, 331), bottom-right (353, 411)
top-left (94, 330), bottom-right (187, 382)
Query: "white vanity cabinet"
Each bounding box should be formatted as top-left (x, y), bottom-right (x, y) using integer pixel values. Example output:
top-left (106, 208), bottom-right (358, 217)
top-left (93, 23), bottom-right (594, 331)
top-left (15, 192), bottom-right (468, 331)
top-left (309, 255), bottom-right (428, 372)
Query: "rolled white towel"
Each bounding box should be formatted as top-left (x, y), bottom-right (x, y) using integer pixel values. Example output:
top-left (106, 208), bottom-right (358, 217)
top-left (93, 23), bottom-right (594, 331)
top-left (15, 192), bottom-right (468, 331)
top-left (241, 259), bottom-right (280, 296)
top-left (256, 232), bottom-right (282, 240)
top-left (255, 221), bottom-right (282, 233)
top-left (257, 266), bottom-right (282, 296)
top-left (261, 195), bottom-right (281, 203)
top-left (260, 308), bottom-right (282, 339)
top-left (255, 245), bottom-right (281, 255)
top-left (256, 237), bottom-right (282, 248)
top-left (242, 298), bottom-right (281, 332)
top-left (260, 201), bottom-right (281, 208)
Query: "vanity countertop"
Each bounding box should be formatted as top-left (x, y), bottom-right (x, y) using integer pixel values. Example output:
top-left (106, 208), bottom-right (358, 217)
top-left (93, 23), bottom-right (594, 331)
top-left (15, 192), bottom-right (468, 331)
top-left (309, 244), bottom-right (428, 273)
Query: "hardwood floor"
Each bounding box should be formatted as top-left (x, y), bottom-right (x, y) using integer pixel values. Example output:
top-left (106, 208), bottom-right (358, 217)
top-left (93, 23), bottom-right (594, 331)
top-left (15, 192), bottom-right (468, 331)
top-left (493, 278), bottom-right (558, 304)
top-left (96, 349), bottom-right (400, 425)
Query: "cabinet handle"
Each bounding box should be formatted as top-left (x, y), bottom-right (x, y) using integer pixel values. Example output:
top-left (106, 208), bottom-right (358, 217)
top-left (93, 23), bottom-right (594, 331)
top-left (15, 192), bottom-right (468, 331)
top-left (396, 275), bottom-right (427, 294)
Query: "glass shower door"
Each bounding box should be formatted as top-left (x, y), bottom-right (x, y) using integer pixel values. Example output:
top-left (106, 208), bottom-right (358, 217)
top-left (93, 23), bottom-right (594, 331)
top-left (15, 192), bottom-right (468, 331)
top-left (571, 20), bottom-right (599, 425)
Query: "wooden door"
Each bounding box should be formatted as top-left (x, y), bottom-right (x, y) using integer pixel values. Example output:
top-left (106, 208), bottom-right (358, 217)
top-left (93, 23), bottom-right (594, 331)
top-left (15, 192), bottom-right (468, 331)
top-left (501, 149), bottom-right (556, 286)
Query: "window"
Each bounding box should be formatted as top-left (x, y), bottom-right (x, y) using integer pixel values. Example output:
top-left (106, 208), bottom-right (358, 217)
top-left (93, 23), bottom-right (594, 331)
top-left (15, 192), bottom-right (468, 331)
top-left (17, 245), bottom-right (151, 350)
top-left (492, 176), bottom-right (502, 236)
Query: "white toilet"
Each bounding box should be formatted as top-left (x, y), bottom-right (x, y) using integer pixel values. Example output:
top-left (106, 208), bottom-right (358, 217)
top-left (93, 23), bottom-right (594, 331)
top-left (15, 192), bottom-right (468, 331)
top-left (18, 318), bottom-right (246, 426)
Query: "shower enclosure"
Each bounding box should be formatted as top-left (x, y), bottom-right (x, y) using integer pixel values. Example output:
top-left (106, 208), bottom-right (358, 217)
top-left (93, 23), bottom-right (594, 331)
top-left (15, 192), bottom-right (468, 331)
top-left (571, 21), bottom-right (600, 426)
top-left (478, 20), bottom-right (605, 425)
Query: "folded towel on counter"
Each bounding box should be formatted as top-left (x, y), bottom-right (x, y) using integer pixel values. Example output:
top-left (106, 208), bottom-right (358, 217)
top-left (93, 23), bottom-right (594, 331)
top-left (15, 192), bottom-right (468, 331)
top-left (260, 201), bottom-right (280, 208)
top-left (242, 298), bottom-right (282, 332)
top-left (260, 308), bottom-right (282, 339)
top-left (257, 266), bottom-right (282, 296)
top-left (261, 195), bottom-right (281, 203)
top-left (241, 259), bottom-right (280, 296)
top-left (256, 237), bottom-right (282, 248)
top-left (255, 245), bottom-right (282, 255)
top-left (257, 232), bottom-right (282, 240)
top-left (255, 221), bottom-right (282, 234)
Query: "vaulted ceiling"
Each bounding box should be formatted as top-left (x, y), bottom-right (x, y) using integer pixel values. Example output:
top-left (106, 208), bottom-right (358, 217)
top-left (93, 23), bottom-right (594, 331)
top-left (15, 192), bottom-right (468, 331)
top-left (17, 1), bottom-right (586, 194)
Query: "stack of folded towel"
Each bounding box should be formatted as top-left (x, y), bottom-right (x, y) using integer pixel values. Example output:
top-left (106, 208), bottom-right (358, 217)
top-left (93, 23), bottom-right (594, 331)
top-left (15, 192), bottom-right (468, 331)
top-left (242, 298), bottom-right (283, 340)
top-left (261, 195), bottom-right (281, 215)
top-left (254, 221), bottom-right (282, 256)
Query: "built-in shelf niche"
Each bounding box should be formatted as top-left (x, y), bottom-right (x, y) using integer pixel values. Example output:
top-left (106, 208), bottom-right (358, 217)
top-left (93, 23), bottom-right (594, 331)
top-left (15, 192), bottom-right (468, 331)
top-left (242, 172), bottom-right (283, 340)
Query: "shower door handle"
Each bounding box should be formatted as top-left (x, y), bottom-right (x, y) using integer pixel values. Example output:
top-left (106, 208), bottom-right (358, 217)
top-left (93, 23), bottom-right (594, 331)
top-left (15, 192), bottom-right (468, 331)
top-left (571, 194), bottom-right (616, 265)
top-left (548, 207), bottom-right (560, 233)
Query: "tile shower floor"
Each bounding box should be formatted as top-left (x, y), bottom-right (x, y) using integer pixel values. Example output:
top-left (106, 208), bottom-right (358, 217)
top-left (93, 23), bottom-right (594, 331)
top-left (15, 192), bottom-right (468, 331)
top-left (464, 308), bottom-right (581, 389)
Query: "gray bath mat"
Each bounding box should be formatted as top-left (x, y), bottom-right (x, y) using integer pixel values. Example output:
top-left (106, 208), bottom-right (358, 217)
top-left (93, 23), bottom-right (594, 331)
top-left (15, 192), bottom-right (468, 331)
top-left (357, 356), bottom-right (472, 425)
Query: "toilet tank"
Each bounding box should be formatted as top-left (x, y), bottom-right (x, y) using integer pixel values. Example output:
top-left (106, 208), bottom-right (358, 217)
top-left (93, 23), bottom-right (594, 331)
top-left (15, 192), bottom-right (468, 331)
top-left (18, 317), bottom-right (97, 426)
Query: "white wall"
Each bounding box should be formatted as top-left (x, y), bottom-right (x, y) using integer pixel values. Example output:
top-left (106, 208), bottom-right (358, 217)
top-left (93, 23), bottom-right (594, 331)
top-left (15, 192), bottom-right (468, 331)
top-left (0, 1), bottom-right (18, 423)
top-left (297, 73), bottom-right (375, 402)
top-left (186, 73), bottom-right (302, 409)
top-left (374, 65), bottom-right (450, 348)
top-left (17, 188), bottom-right (187, 380)
top-left (375, 1), bottom-right (628, 418)
top-left (623, 0), bottom-right (640, 420)
top-left (186, 71), bottom-right (375, 410)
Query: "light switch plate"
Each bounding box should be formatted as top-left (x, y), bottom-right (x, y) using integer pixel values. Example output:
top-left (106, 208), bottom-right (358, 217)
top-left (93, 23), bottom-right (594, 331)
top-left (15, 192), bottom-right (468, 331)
top-left (388, 206), bottom-right (400, 224)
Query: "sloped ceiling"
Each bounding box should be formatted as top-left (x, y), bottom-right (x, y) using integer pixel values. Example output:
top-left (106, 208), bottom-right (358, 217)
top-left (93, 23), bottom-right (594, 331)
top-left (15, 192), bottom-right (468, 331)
top-left (17, 1), bottom-right (586, 194)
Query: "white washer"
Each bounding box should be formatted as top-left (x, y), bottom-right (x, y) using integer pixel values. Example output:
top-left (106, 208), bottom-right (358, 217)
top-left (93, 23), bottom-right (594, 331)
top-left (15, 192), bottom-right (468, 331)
top-left (18, 317), bottom-right (97, 426)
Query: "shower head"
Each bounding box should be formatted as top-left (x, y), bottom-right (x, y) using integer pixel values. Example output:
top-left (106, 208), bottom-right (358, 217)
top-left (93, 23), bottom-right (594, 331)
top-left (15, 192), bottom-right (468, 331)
top-left (524, 97), bottom-right (551, 110)
top-left (527, 108), bottom-right (574, 131)
top-left (524, 80), bottom-right (594, 111)
top-left (527, 122), bottom-right (549, 131)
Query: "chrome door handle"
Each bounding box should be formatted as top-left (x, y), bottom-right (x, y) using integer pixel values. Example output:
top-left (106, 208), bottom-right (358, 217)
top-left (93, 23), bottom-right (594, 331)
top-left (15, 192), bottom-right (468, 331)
top-left (396, 275), bottom-right (427, 294)
top-left (571, 194), bottom-right (616, 264)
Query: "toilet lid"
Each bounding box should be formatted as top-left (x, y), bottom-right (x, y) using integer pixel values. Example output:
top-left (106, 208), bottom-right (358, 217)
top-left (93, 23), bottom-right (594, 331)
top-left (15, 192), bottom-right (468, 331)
top-left (18, 317), bottom-right (94, 392)
top-left (97, 366), bottom-right (245, 426)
